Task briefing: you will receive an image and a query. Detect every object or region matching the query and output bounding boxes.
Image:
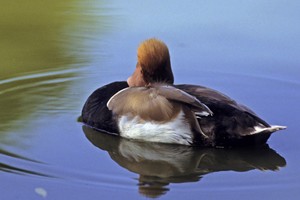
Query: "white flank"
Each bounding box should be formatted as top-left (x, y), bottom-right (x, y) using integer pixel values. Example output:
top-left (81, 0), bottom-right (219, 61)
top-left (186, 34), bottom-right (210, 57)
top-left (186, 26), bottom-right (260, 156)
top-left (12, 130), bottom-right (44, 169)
top-left (118, 110), bottom-right (193, 145)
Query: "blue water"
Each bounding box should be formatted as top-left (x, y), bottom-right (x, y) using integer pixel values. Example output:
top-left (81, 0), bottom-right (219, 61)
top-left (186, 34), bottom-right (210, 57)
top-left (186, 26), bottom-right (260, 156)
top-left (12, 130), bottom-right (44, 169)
top-left (1, 1), bottom-right (300, 199)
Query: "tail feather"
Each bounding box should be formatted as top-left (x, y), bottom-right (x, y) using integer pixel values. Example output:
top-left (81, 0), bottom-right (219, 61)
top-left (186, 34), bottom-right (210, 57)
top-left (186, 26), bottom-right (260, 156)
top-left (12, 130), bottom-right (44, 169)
top-left (251, 125), bottom-right (287, 135)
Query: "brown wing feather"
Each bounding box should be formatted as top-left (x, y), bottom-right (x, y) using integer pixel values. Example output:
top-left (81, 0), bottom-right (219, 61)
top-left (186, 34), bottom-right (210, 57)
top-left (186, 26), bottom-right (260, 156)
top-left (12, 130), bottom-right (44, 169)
top-left (155, 84), bottom-right (213, 116)
top-left (107, 85), bottom-right (212, 122)
top-left (107, 87), bottom-right (179, 121)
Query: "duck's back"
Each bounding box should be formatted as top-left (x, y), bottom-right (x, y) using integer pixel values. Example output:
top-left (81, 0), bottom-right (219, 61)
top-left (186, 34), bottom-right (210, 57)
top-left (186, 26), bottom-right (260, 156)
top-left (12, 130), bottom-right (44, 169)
top-left (176, 84), bottom-right (284, 146)
top-left (106, 84), bottom-right (213, 145)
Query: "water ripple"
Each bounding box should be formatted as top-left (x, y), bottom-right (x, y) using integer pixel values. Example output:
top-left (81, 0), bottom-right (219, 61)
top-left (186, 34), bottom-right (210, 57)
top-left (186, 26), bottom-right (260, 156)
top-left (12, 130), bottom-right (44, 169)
top-left (0, 68), bottom-right (85, 96)
top-left (0, 150), bottom-right (134, 190)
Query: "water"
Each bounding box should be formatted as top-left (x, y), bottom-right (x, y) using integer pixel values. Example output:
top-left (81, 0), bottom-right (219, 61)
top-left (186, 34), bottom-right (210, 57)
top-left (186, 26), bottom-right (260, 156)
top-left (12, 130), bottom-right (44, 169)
top-left (1, 0), bottom-right (300, 199)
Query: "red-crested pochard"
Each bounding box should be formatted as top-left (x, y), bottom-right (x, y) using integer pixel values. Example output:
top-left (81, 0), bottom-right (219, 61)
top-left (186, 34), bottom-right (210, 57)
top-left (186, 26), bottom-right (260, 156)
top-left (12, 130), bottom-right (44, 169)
top-left (81, 38), bottom-right (286, 147)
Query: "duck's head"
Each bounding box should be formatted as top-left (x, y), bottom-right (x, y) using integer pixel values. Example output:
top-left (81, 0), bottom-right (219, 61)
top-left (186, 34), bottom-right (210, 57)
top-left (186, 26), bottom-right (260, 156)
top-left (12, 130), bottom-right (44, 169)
top-left (127, 38), bottom-right (174, 87)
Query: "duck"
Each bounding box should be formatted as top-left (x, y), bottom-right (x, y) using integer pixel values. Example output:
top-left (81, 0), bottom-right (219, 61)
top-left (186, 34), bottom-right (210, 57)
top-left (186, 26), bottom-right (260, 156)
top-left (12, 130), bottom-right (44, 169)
top-left (81, 38), bottom-right (286, 147)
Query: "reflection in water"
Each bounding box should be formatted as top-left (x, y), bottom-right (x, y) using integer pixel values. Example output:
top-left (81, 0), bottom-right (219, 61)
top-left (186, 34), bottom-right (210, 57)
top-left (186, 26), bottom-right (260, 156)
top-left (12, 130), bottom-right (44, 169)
top-left (0, 69), bottom-right (82, 148)
top-left (0, 0), bottom-right (106, 78)
top-left (0, 0), bottom-right (109, 145)
top-left (1, 1), bottom-right (69, 77)
top-left (83, 126), bottom-right (286, 198)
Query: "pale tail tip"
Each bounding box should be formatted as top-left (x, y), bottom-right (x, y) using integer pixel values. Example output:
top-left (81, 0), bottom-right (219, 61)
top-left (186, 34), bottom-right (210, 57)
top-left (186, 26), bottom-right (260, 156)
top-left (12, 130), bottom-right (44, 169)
top-left (252, 125), bottom-right (287, 135)
top-left (270, 125), bottom-right (287, 131)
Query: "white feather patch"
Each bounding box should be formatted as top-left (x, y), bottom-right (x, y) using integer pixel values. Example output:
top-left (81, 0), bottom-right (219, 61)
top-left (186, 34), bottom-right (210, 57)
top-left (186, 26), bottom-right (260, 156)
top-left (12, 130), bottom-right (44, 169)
top-left (118, 110), bottom-right (193, 145)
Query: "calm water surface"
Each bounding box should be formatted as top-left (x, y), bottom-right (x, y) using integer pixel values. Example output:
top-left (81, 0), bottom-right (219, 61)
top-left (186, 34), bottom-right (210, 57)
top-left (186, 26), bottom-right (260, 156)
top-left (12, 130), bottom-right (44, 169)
top-left (1, 0), bottom-right (300, 199)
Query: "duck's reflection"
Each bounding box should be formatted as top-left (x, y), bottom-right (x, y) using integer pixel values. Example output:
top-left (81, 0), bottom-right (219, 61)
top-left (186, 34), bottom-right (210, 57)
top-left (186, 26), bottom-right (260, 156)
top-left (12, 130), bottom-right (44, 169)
top-left (83, 126), bottom-right (286, 198)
